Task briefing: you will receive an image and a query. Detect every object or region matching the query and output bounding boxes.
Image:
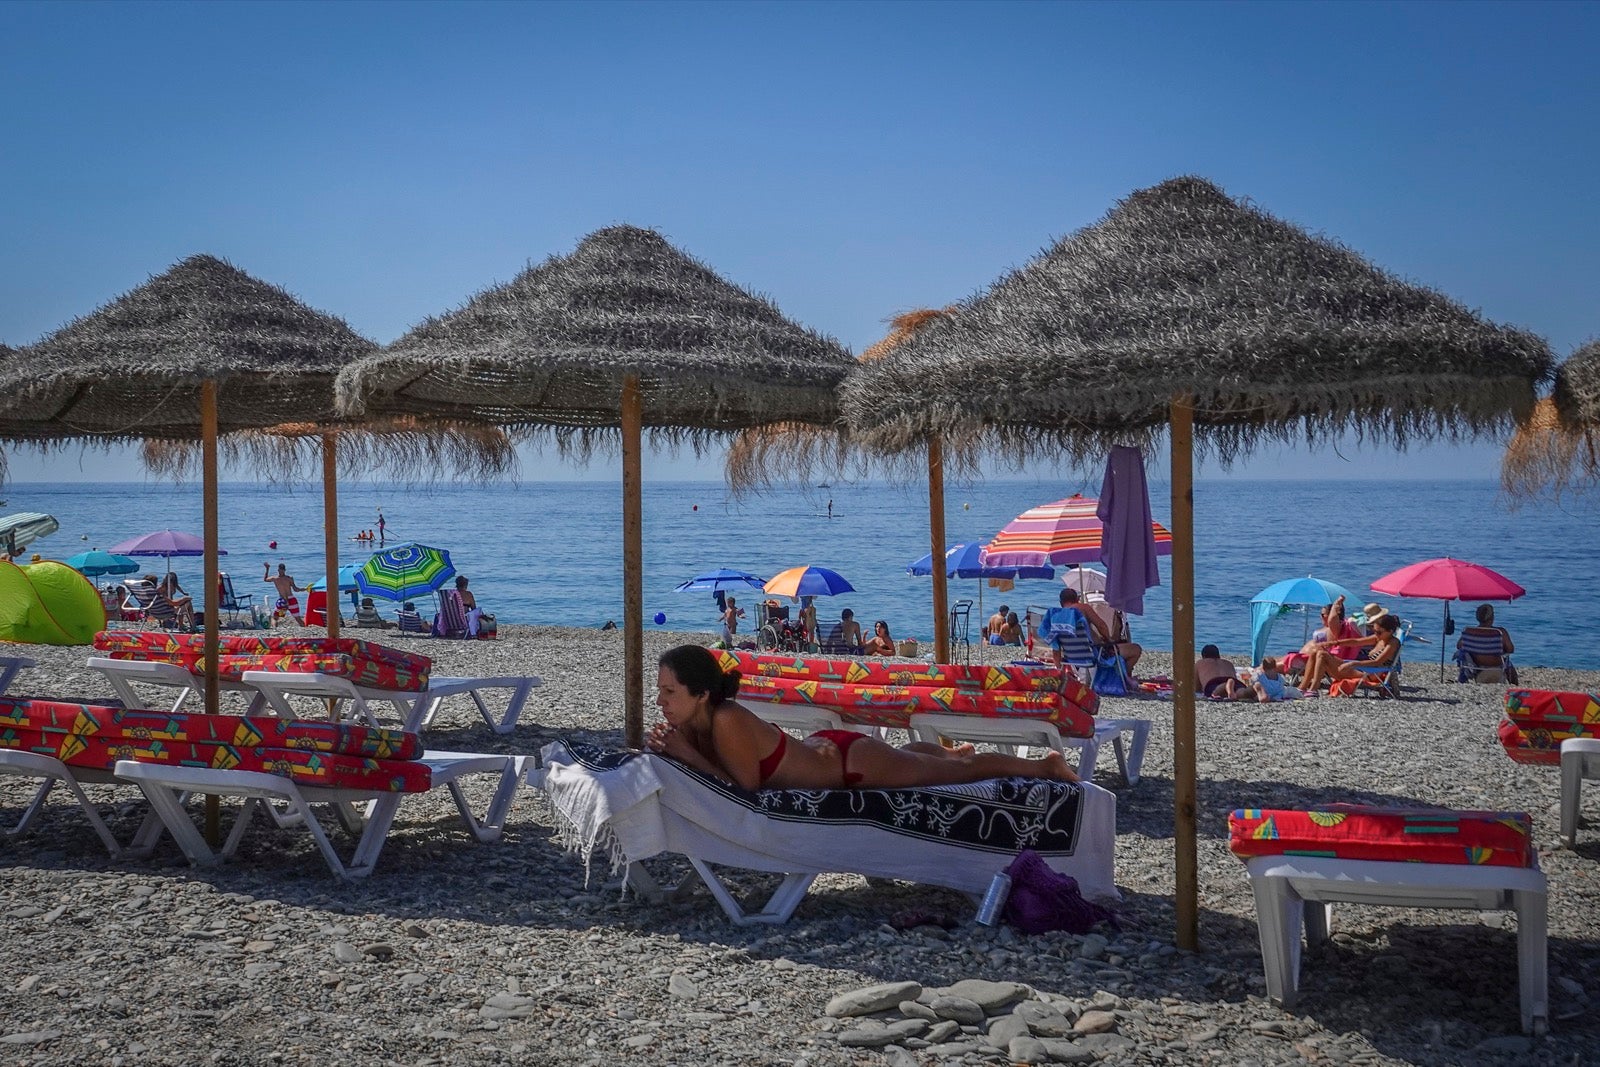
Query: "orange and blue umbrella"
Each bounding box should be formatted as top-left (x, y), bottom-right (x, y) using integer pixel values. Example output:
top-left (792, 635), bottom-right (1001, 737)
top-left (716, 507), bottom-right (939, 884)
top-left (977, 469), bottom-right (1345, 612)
top-left (764, 565), bottom-right (854, 598)
top-left (356, 542), bottom-right (455, 602)
top-left (981, 494), bottom-right (1172, 568)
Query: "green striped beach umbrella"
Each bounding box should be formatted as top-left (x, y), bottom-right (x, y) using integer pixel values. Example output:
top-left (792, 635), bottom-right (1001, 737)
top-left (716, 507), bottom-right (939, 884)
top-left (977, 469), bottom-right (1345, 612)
top-left (355, 542), bottom-right (456, 602)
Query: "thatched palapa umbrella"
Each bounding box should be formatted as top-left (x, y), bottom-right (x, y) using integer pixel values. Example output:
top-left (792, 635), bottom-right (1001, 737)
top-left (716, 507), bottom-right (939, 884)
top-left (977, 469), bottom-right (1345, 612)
top-left (1, 255), bottom-right (380, 739)
top-left (336, 225), bottom-right (855, 746)
top-left (841, 176), bottom-right (1552, 949)
top-left (1502, 341), bottom-right (1600, 499)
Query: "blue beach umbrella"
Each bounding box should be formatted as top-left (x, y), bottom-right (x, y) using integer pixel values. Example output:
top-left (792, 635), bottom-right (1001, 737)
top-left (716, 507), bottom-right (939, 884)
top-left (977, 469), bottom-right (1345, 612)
top-left (309, 565), bottom-right (364, 592)
top-left (356, 542), bottom-right (456, 602)
top-left (672, 568), bottom-right (770, 593)
top-left (1249, 576), bottom-right (1361, 665)
top-left (906, 542), bottom-right (1055, 580)
top-left (64, 549), bottom-right (141, 578)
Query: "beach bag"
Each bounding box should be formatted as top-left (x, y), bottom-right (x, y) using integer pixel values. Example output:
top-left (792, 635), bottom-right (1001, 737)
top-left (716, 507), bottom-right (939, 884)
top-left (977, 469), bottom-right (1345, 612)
top-left (1092, 655), bottom-right (1128, 696)
top-left (478, 614), bottom-right (497, 639)
top-left (1002, 849), bottom-right (1119, 935)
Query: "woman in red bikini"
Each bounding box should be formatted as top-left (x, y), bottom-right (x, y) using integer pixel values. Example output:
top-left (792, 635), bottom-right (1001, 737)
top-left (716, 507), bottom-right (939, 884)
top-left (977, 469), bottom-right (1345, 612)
top-left (646, 645), bottom-right (1077, 791)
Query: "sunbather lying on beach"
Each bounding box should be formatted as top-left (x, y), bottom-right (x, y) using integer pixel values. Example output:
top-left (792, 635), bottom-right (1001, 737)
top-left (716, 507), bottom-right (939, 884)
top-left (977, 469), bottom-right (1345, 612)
top-left (1298, 613), bottom-right (1401, 695)
top-left (646, 644), bottom-right (1077, 790)
top-left (1195, 645), bottom-right (1250, 699)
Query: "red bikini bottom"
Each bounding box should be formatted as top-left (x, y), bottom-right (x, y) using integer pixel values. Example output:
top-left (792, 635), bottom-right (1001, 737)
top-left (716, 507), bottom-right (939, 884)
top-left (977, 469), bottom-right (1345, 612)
top-left (808, 729), bottom-right (869, 785)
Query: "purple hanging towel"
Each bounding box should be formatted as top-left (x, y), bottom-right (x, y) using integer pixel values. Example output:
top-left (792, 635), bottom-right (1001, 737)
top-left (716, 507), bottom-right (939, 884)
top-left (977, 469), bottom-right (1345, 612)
top-left (1096, 446), bottom-right (1161, 616)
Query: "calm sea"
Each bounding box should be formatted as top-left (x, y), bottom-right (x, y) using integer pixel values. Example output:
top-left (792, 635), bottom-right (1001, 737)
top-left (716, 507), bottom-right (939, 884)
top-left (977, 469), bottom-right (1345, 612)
top-left (7, 478), bottom-right (1596, 669)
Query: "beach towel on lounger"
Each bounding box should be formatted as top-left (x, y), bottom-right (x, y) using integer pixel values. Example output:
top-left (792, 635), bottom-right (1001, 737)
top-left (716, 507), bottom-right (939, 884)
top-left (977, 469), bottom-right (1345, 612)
top-left (534, 741), bottom-right (1118, 901)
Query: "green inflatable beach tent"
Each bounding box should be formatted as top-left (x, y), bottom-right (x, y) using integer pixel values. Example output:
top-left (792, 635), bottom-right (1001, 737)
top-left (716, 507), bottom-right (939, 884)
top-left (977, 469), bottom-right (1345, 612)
top-left (0, 559), bottom-right (107, 645)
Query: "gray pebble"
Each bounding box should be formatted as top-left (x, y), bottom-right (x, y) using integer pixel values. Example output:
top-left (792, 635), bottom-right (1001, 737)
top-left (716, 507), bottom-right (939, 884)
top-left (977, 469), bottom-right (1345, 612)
top-left (1073, 1009), bottom-right (1116, 1034)
top-left (928, 996), bottom-right (986, 1025)
top-left (942, 979), bottom-right (1030, 1012)
top-left (668, 974), bottom-right (699, 1000)
top-left (985, 1013), bottom-right (1030, 1047)
top-left (331, 942), bottom-right (361, 964)
top-left (1009, 1035), bottom-right (1050, 1064)
top-left (825, 981), bottom-right (922, 1017)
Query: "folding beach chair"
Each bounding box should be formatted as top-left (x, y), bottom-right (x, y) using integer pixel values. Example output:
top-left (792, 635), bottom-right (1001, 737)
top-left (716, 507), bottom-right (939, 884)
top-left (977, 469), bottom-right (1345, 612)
top-left (1455, 630), bottom-right (1512, 683)
top-left (215, 572), bottom-right (255, 625)
top-left (433, 590), bottom-right (470, 638)
top-left (124, 581), bottom-right (185, 631)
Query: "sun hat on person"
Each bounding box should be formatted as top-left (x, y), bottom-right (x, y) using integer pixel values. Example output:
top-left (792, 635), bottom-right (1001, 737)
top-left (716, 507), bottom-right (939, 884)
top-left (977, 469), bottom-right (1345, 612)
top-left (1363, 602), bottom-right (1386, 623)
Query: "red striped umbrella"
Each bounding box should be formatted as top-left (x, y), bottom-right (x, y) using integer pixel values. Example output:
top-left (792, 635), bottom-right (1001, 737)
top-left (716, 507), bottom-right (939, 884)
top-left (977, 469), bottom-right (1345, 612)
top-left (981, 494), bottom-right (1173, 568)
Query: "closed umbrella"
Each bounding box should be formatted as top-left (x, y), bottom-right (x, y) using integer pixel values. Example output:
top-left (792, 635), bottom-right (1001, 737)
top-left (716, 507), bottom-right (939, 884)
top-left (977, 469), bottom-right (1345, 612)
top-left (1096, 445), bottom-right (1162, 617)
top-left (1371, 558), bottom-right (1526, 679)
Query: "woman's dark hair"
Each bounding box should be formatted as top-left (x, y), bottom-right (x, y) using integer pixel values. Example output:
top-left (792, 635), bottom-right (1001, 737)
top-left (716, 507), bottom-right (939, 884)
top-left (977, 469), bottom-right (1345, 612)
top-left (875, 619), bottom-right (890, 632)
top-left (455, 575), bottom-right (469, 590)
top-left (1200, 644), bottom-right (1220, 659)
top-left (659, 645), bottom-right (741, 706)
top-left (1006, 611), bottom-right (1019, 626)
top-left (1374, 613), bottom-right (1400, 634)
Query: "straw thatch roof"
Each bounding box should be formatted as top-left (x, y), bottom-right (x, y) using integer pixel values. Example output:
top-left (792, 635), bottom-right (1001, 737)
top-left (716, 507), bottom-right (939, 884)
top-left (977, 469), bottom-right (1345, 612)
top-left (1501, 341), bottom-right (1600, 499)
top-left (840, 177), bottom-right (1554, 462)
top-left (140, 417), bottom-right (520, 484)
top-left (725, 308), bottom-right (954, 493)
top-left (1, 255), bottom-right (375, 441)
top-left (335, 226), bottom-right (854, 450)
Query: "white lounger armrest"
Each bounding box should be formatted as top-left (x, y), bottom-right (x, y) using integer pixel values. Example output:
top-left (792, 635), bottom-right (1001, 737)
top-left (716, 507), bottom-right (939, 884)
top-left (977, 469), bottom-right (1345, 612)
top-left (87, 657), bottom-right (267, 715)
top-left (240, 671), bottom-right (541, 734)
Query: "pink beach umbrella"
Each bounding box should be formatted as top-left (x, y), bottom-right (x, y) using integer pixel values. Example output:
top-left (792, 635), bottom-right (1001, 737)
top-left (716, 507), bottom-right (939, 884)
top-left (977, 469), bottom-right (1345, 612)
top-left (1370, 557), bottom-right (1525, 680)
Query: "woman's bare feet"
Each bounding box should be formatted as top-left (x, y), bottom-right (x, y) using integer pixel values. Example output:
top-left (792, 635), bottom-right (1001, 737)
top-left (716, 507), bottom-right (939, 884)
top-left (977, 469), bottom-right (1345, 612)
top-left (1039, 750), bottom-right (1079, 783)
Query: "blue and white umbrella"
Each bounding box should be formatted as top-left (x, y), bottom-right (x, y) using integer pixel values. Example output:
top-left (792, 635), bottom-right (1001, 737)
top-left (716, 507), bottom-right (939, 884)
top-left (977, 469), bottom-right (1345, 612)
top-left (672, 568), bottom-right (770, 593)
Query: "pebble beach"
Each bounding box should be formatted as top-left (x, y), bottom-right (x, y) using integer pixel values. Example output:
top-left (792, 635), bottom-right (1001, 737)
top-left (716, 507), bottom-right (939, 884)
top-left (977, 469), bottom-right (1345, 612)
top-left (2, 625), bottom-right (1597, 1067)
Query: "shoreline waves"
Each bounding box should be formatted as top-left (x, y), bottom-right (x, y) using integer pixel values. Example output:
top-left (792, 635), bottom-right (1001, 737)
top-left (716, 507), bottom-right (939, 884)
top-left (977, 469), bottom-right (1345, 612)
top-left (1, 624), bottom-right (1597, 1066)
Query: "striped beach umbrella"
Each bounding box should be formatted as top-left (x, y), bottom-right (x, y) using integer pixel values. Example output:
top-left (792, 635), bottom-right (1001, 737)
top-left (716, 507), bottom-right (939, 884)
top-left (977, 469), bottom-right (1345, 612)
top-left (355, 542), bottom-right (455, 602)
top-left (981, 494), bottom-right (1173, 568)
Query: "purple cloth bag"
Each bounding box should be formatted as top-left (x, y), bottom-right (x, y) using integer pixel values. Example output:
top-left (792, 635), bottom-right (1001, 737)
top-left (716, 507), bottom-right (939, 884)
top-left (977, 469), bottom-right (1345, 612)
top-left (1001, 849), bottom-right (1119, 935)
top-left (1096, 445), bottom-right (1161, 616)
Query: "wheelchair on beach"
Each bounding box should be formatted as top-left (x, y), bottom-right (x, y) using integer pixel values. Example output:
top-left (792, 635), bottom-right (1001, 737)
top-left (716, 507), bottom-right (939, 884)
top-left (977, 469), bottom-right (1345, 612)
top-left (755, 602), bottom-right (808, 653)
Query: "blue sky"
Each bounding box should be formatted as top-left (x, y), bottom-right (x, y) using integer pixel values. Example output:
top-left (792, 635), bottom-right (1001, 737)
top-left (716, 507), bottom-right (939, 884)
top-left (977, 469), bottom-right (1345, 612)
top-left (2, 0), bottom-right (1596, 483)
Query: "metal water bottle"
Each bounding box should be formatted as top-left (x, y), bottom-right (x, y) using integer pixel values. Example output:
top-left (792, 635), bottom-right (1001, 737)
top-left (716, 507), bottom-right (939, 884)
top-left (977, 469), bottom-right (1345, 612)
top-left (975, 872), bottom-right (1013, 926)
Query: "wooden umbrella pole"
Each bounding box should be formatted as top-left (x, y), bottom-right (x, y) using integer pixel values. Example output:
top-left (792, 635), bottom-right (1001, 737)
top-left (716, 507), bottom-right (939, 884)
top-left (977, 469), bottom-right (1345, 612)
top-left (928, 435), bottom-right (949, 663)
top-left (323, 433), bottom-right (340, 641)
top-left (1170, 395), bottom-right (1198, 952)
top-left (201, 380), bottom-right (222, 845)
top-left (621, 375), bottom-right (644, 749)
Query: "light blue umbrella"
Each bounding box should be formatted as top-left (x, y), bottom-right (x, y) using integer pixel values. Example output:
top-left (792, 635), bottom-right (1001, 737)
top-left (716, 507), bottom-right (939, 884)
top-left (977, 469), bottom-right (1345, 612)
top-left (309, 565), bottom-right (364, 591)
top-left (1249, 576), bottom-right (1361, 665)
top-left (64, 549), bottom-right (140, 577)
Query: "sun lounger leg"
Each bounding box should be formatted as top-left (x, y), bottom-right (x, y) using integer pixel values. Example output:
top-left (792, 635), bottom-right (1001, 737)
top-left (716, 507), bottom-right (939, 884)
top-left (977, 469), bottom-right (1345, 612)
top-left (1515, 886), bottom-right (1549, 1035)
top-left (342, 795), bottom-right (402, 878)
top-left (1060, 736), bottom-right (1101, 782)
top-left (440, 757), bottom-right (527, 843)
top-left (686, 858), bottom-right (816, 925)
top-left (1100, 718), bottom-right (1151, 785)
top-left (1, 753), bottom-right (130, 858)
top-left (135, 779), bottom-right (227, 867)
top-left (1248, 868), bottom-right (1306, 1010)
top-left (486, 681), bottom-right (535, 735)
top-left (1560, 739), bottom-right (1599, 848)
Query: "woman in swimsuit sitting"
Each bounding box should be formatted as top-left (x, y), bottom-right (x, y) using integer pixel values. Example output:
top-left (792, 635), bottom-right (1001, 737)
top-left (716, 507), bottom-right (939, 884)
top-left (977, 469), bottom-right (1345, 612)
top-left (646, 645), bottom-right (1076, 791)
top-left (862, 619), bottom-right (895, 657)
top-left (1297, 613), bottom-right (1402, 695)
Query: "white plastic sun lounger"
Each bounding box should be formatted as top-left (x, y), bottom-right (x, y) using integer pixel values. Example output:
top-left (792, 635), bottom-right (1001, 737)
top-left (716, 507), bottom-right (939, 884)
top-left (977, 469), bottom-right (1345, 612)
top-left (1241, 854), bottom-right (1548, 1035)
top-left (88, 657), bottom-right (268, 715)
top-left (239, 670), bottom-right (541, 734)
top-left (535, 740), bottom-right (1118, 926)
top-left (115, 750), bottom-right (529, 879)
top-left (0, 752), bottom-right (166, 859)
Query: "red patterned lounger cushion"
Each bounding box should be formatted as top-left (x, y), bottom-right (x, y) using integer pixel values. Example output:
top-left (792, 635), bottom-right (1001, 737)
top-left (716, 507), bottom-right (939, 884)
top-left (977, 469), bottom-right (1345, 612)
top-left (732, 669), bottom-right (1097, 738)
top-left (719, 649), bottom-right (1069, 695)
top-left (93, 632), bottom-right (432, 691)
top-left (0, 726), bottom-right (430, 792)
top-left (1499, 689), bottom-right (1600, 765)
top-left (0, 697), bottom-right (422, 760)
top-left (1228, 805), bottom-right (1535, 868)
